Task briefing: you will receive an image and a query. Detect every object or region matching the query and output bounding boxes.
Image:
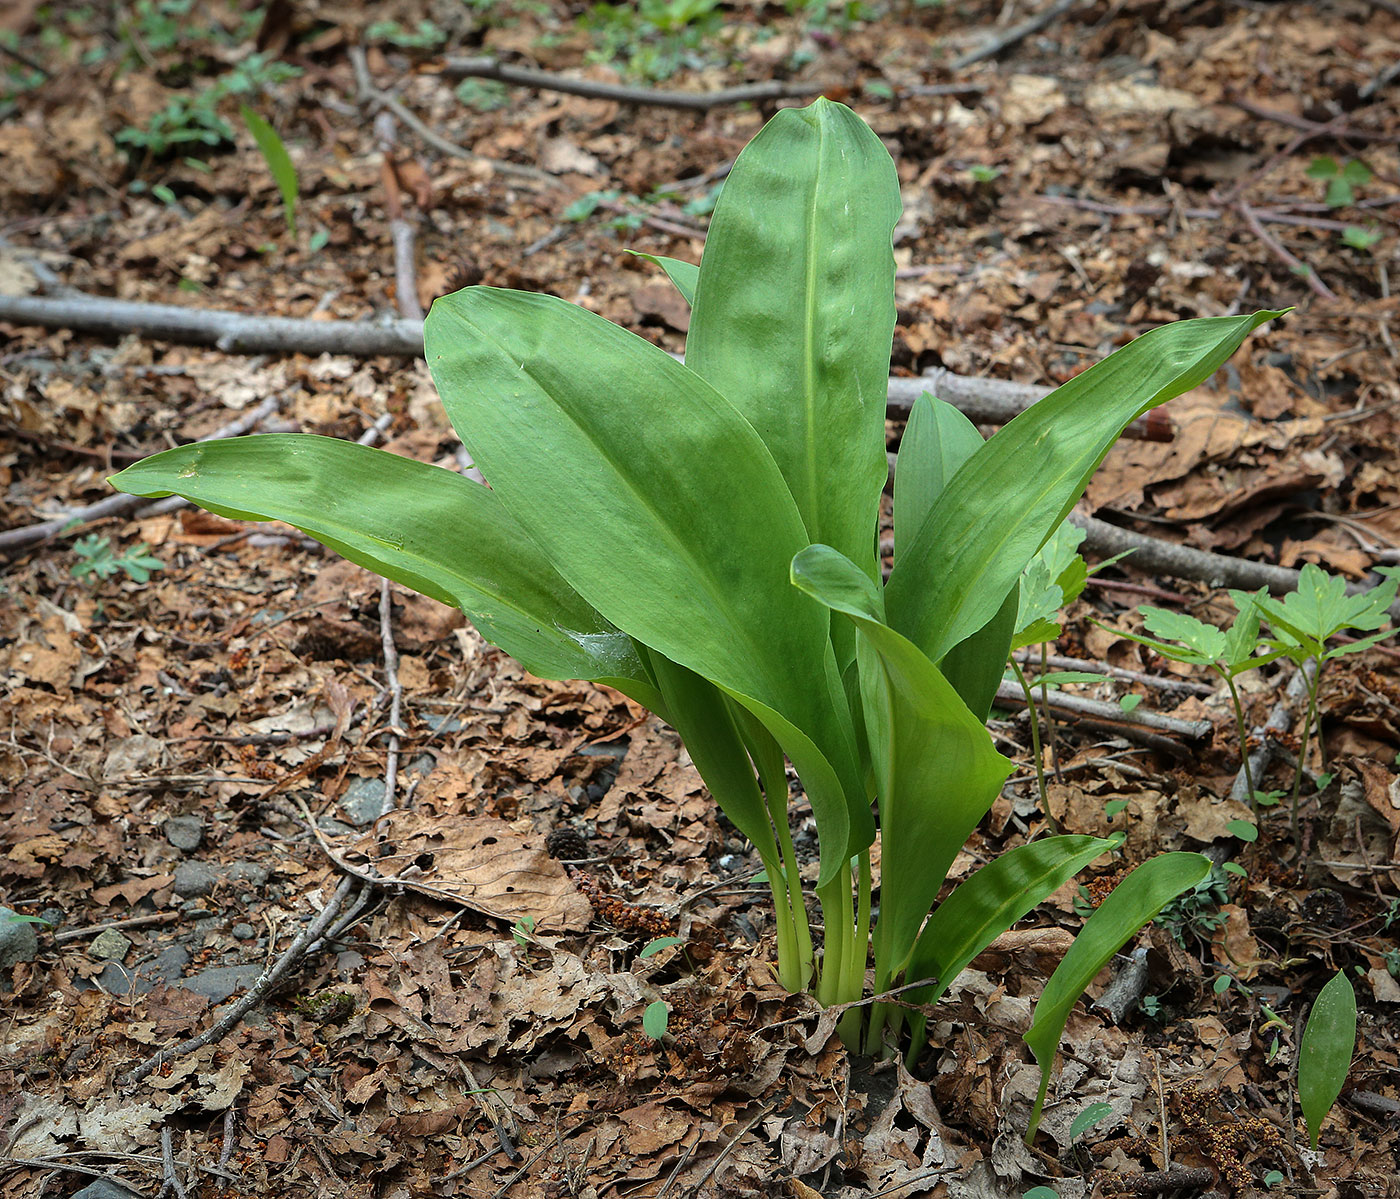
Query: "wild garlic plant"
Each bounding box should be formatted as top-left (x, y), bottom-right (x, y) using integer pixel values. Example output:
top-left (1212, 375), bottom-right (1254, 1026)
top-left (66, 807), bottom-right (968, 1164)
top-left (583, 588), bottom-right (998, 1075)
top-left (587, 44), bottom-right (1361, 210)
top-left (112, 99), bottom-right (1282, 1132)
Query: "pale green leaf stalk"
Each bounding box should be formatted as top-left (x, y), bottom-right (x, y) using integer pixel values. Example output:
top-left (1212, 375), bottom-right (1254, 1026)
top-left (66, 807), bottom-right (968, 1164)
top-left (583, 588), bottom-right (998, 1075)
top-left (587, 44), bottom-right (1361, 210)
top-left (111, 101), bottom-right (1276, 1098)
top-left (1298, 969), bottom-right (1357, 1149)
top-left (241, 106), bottom-right (299, 236)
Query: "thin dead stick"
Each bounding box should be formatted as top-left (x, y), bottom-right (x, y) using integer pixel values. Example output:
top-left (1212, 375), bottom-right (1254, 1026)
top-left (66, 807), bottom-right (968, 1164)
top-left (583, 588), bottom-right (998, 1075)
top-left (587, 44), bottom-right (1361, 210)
top-left (950, 0), bottom-right (1080, 70)
top-left (158, 1127), bottom-right (188, 1199)
top-left (994, 679), bottom-right (1212, 740)
top-left (349, 47), bottom-right (558, 188)
top-left (0, 293), bottom-right (423, 354)
top-left (1037, 193), bottom-right (1382, 233)
top-left (1234, 199), bottom-right (1338, 302)
top-left (0, 394), bottom-right (283, 554)
top-left (371, 111), bottom-right (424, 322)
top-left (677, 1102), bottom-right (775, 1198)
top-left (1229, 97), bottom-right (1399, 143)
top-left (53, 912), bottom-right (178, 944)
top-left (377, 578), bottom-right (405, 821)
top-left (1010, 649), bottom-right (1216, 696)
top-left (217, 1109), bottom-right (237, 1191)
top-left (444, 55), bottom-right (833, 110)
top-left (119, 874), bottom-right (355, 1087)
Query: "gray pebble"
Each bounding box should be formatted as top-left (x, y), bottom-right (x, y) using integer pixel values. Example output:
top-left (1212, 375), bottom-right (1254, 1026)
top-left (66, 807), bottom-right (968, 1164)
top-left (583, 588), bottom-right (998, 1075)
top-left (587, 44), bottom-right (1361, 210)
top-left (231, 923), bottom-right (256, 941)
top-left (89, 929), bottom-right (132, 962)
top-left (182, 963), bottom-right (263, 1002)
top-left (72, 1178), bottom-right (145, 1199)
top-left (163, 815), bottom-right (205, 852)
top-left (225, 861), bottom-right (269, 887)
top-left (339, 776), bottom-right (387, 827)
top-left (173, 861), bottom-right (219, 898)
top-left (0, 907), bottom-right (40, 970)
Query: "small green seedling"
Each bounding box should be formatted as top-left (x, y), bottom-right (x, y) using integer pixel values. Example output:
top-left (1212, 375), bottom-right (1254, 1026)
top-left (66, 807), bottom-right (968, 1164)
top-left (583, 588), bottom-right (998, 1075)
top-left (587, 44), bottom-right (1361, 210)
top-left (1306, 156), bottom-right (1372, 208)
top-left (1263, 1170), bottom-right (1285, 1188)
top-left (70, 534), bottom-right (163, 584)
top-left (1298, 969), bottom-right (1357, 1150)
top-left (1023, 1187), bottom-right (1060, 1199)
top-left (1340, 226), bottom-right (1381, 252)
top-left (113, 101), bottom-right (1269, 1126)
top-left (639, 935), bottom-right (684, 958)
top-left (241, 106), bottom-right (299, 236)
top-left (511, 915), bottom-right (536, 948)
top-left (642, 999), bottom-right (670, 1039)
top-left (1233, 563), bottom-right (1400, 836)
top-left (1107, 596), bottom-right (1280, 810)
top-left (1068, 1101), bottom-right (1114, 1141)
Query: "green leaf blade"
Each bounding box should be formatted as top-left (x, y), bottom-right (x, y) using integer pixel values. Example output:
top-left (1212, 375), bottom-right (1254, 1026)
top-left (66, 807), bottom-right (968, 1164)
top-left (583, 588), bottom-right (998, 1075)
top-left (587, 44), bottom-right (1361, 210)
top-left (241, 105), bottom-right (298, 235)
top-left (887, 311), bottom-right (1285, 665)
top-left (1024, 852), bottom-right (1211, 1140)
top-left (108, 434), bottom-right (647, 688)
top-left (687, 98), bottom-right (900, 579)
top-left (1299, 970), bottom-right (1357, 1150)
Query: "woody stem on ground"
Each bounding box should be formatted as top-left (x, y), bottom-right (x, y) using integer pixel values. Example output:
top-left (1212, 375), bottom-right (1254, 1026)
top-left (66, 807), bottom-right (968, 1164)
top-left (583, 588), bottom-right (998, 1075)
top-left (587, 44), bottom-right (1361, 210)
top-left (1221, 671), bottom-right (1256, 811)
top-left (1288, 663), bottom-right (1326, 842)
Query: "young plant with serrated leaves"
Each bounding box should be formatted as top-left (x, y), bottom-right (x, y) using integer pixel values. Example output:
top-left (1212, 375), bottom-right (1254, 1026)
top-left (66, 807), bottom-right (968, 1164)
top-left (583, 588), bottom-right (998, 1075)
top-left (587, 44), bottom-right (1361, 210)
top-left (1107, 597), bottom-right (1283, 816)
top-left (110, 100), bottom-right (1278, 1128)
top-left (1232, 564), bottom-right (1400, 838)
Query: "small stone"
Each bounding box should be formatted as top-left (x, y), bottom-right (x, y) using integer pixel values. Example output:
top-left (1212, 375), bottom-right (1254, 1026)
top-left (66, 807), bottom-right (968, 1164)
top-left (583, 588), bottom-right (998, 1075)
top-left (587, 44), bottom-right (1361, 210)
top-left (0, 907), bottom-right (40, 969)
top-left (173, 861), bottom-right (218, 898)
top-left (163, 815), bottom-right (204, 851)
top-left (225, 861), bottom-right (269, 887)
top-left (39, 906), bottom-right (65, 929)
top-left (231, 923), bottom-right (256, 941)
top-left (339, 776), bottom-right (386, 827)
top-left (89, 929), bottom-right (132, 962)
top-left (72, 1179), bottom-right (146, 1199)
top-left (182, 963), bottom-right (262, 1002)
top-left (149, 943), bottom-right (191, 983)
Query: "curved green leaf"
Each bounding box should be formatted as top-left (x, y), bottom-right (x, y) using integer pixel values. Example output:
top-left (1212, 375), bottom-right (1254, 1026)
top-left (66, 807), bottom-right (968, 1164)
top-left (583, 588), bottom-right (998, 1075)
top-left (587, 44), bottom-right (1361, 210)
top-left (1299, 969), bottom-right (1357, 1150)
top-left (903, 835), bottom-right (1118, 1055)
top-left (108, 434), bottom-right (653, 691)
top-left (425, 286), bottom-right (871, 881)
top-left (1024, 852), bottom-right (1210, 1140)
top-left (629, 252), bottom-right (698, 305)
top-left (894, 394), bottom-right (983, 562)
top-left (687, 98), bottom-right (900, 580)
top-left (887, 311), bottom-right (1286, 664)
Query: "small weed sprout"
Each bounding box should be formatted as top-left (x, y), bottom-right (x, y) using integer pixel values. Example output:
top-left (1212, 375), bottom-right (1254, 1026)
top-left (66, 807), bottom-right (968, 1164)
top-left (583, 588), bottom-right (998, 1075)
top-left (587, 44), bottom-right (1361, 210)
top-left (70, 534), bottom-right (164, 584)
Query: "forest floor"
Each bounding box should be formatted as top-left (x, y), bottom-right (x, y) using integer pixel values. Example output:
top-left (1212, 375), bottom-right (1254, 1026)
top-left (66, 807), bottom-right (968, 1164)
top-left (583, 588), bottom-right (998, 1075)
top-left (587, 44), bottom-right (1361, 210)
top-left (2, 1), bottom-right (1399, 1197)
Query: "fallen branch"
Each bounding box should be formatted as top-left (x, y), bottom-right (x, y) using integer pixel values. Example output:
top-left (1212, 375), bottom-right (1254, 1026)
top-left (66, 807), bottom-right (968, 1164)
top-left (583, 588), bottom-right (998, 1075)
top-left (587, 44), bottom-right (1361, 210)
top-left (1010, 649), bottom-right (1216, 696)
top-left (443, 55), bottom-right (834, 110)
top-left (950, 0), bottom-right (1080, 70)
top-left (1229, 97), bottom-right (1399, 143)
top-left (0, 395), bottom-right (284, 554)
top-left (1233, 198), bottom-right (1338, 302)
top-left (0, 293), bottom-right (423, 355)
top-left (994, 679), bottom-right (1212, 740)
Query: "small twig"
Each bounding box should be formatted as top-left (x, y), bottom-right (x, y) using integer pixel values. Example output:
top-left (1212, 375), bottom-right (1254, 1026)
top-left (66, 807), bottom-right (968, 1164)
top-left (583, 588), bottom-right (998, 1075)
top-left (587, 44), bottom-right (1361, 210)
top-left (216, 1109), bottom-right (237, 1191)
top-left (53, 912), bottom-right (178, 944)
top-left (678, 1102), bottom-right (774, 1197)
top-left (1011, 649), bottom-right (1216, 696)
top-left (994, 680), bottom-right (1212, 740)
top-left (0, 38), bottom-right (50, 78)
top-left (370, 110), bottom-right (424, 323)
top-left (0, 395), bottom-right (284, 554)
top-left (377, 578), bottom-right (404, 821)
top-left (349, 47), bottom-right (558, 188)
top-left (444, 55), bottom-right (833, 110)
top-left (119, 875), bottom-right (355, 1087)
top-left (1234, 198), bottom-right (1338, 302)
top-left (1229, 97), bottom-right (1398, 143)
top-left (157, 1128), bottom-right (188, 1199)
top-left (1117, 1166), bottom-right (1215, 1193)
top-left (949, 0), bottom-right (1080, 69)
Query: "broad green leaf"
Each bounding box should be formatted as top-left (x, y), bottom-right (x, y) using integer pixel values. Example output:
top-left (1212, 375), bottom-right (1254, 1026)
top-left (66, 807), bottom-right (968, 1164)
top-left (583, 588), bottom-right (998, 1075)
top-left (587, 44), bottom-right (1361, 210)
top-left (904, 835), bottom-right (1117, 1053)
top-left (1140, 608), bottom-right (1228, 661)
top-left (687, 98), bottom-right (900, 580)
top-left (1299, 970), bottom-right (1357, 1150)
top-left (792, 545), bottom-right (1014, 980)
top-left (426, 287), bottom-right (870, 881)
top-left (1248, 563), bottom-right (1399, 654)
top-left (241, 106), bottom-right (298, 235)
top-left (629, 252), bottom-right (698, 305)
top-left (108, 434), bottom-right (656, 694)
top-left (894, 394), bottom-right (983, 563)
top-left (1024, 852), bottom-right (1210, 1140)
top-left (887, 311), bottom-right (1286, 665)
